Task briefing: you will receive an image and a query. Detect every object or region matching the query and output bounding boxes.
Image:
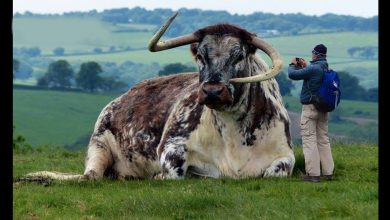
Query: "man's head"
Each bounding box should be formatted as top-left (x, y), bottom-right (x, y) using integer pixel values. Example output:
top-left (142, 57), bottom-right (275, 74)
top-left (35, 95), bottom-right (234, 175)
top-left (311, 44), bottom-right (327, 60)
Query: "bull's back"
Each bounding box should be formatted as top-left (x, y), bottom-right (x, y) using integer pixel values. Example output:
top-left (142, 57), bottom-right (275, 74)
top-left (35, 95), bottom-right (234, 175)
top-left (97, 72), bottom-right (199, 160)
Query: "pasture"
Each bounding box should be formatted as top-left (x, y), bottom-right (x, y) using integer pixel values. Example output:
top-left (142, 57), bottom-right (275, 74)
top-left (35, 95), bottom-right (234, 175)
top-left (13, 89), bottom-right (117, 147)
top-left (13, 143), bottom-right (378, 219)
top-left (13, 17), bottom-right (377, 88)
top-left (13, 89), bottom-right (378, 148)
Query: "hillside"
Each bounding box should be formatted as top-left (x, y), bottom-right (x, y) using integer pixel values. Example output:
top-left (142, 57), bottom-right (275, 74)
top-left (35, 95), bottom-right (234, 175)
top-left (13, 16), bottom-right (378, 89)
top-left (13, 89), bottom-right (118, 147)
top-left (13, 88), bottom-right (378, 148)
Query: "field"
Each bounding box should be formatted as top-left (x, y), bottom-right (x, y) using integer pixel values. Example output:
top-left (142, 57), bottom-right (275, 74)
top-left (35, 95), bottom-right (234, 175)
top-left (13, 88), bottom-right (378, 148)
top-left (13, 17), bottom-right (378, 89)
top-left (283, 96), bottom-right (378, 120)
top-left (13, 89), bottom-right (117, 147)
top-left (13, 143), bottom-right (378, 219)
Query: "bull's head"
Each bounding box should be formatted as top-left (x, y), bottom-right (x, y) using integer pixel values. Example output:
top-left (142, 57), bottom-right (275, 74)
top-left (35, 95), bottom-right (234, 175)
top-left (148, 12), bottom-right (282, 110)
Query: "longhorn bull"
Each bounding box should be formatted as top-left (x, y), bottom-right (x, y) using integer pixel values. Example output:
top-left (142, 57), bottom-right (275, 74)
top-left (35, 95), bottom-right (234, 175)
top-left (21, 12), bottom-right (294, 182)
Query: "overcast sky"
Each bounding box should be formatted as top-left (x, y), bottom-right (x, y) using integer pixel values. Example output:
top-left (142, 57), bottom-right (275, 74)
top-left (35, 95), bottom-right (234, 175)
top-left (13, 0), bottom-right (378, 18)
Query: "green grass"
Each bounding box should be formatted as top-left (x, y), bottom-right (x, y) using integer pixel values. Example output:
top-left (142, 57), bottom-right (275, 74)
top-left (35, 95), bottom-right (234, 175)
top-left (13, 89), bottom-right (377, 148)
top-left (282, 95), bottom-right (377, 143)
top-left (13, 89), bottom-right (118, 147)
top-left (13, 17), bottom-right (114, 54)
top-left (283, 96), bottom-right (378, 119)
top-left (13, 78), bottom-right (37, 86)
top-left (110, 23), bottom-right (157, 32)
top-left (52, 47), bottom-right (194, 65)
top-left (267, 32), bottom-right (377, 58)
top-left (13, 143), bottom-right (378, 219)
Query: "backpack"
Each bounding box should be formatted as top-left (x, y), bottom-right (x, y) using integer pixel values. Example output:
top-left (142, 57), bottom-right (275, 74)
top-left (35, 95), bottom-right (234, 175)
top-left (310, 68), bottom-right (341, 112)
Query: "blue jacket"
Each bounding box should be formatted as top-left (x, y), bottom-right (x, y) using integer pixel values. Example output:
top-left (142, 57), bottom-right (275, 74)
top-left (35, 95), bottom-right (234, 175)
top-left (288, 58), bottom-right (328, 104)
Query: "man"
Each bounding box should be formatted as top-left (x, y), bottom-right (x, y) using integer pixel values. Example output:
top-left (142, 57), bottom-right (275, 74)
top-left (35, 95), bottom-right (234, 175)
top-left (288, 44), bottom-right (334, 182)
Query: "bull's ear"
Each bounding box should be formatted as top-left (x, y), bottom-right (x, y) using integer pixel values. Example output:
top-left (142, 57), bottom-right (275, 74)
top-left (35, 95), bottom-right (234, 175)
top-left (190, 43), bottom-right (199, 56)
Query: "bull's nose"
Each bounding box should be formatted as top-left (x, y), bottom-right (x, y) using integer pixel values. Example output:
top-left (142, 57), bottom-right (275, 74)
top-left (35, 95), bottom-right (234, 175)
top-left (202, 84), bottom-right (223, 96)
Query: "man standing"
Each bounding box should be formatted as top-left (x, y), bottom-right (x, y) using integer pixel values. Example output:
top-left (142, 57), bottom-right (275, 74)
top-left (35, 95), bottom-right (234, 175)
top-left (288, 44), bottom-right (334, 182)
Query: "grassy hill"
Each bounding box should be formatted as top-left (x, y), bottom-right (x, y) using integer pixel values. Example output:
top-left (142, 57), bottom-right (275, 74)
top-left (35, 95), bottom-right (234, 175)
top-left (13, 143), bottom-right (378, 219)
top-left (13, 88), bottom-right (377, 148)
top-left (13, 17), bottom-right (378, 89)
top-left (13, 89), bottom-right (118, 147)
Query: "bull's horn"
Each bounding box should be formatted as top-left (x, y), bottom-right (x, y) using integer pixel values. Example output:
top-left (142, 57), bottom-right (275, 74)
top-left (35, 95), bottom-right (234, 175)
top-left (148, 12), bottom-right (198, 52)
top-left (229, 37), bottom-right (283, 83)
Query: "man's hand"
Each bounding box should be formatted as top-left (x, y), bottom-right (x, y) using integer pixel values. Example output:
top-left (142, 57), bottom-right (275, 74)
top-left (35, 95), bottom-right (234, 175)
top-left (299, 58), bottom-right (307, 67)
top-left (290, 58), bottom-right (298, 65)
top-left (290, 58), bottom-right (307, 68)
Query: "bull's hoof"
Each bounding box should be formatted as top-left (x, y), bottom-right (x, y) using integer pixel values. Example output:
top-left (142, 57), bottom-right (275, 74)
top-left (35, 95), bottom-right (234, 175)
top-left (263, 158), bottom-right (293, 177)
top-left (153, 173), bottom-right (164, 180)
top-left (83, 170), bottom-right (101, 180)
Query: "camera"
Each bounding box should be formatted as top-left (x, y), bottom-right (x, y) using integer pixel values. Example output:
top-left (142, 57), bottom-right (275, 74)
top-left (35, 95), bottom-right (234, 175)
top-left (295, 57), bottom-right (304, 68)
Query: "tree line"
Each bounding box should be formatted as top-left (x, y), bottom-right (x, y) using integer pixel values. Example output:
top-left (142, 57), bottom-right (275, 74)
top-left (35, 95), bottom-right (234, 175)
top-left (154, 63), bottom-right (378, 102)
top-left (13, 58), bottom-right (378, 102)
top-left (14, 7), bottom-right (377, 37)
top-left (347, 46), bottom-right (378, 60)
top-left (14, 59), bottom-right (128, 92)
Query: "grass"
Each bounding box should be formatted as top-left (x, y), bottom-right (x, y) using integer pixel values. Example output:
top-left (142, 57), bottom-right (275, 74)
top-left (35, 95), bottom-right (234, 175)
top-left (267, 32), bottom-right (377, 58)
top-left (13, 17), bottom-right (113, 54)
top-left (13, 143), bottom-right (378, 219)
top-left (283, 96), bottom-right (378, 119)
top-left (13, 89), bottom-right (118, 147)
top-left (51, 47), bottom-right (194, 65)
top-left (13, 89), bottom-right (378, 148)
top-left (110, 23), bottom-right (157, 32)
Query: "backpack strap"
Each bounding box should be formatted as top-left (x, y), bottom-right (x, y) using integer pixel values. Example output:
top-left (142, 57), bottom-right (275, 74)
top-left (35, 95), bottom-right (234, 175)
top-left (306, 63), bottom-right (327, 102)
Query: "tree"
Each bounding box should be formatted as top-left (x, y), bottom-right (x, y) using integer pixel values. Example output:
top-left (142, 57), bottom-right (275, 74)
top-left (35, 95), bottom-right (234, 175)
top-left (76, 61), bottom-right (103, 92)
top-left (337, 71), bottom-right (367, 101)
top-left (53, 47), bottom-right (65, 56)
top-left (38, 60), bottom-right (74, 88)
top-left (347, 46), bottom-right (378, 59)
top-left (366, 87), bottom-right (378, 102)
top-left (158, 63), bottom-right (196, 76)
top-left (37, 75), bottom-right (49, 87)
top-left (93, 47), bottom-right (103, 54)
top-left (347, 47), bottom-right (360, 57)
top-left (100, 76), bottom-right (128, 92)
top-left (275, 72), bottom-right (294, 96)
top-left (13, 60), bottom-right (33, 79)
top-left (109, 46), bottom-right (116, 52)
top-left (24, 47), bottom-right (41, 57)
top-left (361, 46), bottom-right (377, 59)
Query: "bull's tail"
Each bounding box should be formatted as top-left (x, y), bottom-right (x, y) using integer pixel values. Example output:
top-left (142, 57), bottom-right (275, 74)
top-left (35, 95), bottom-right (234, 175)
top-left (14, 171), bottom-right (85, 185)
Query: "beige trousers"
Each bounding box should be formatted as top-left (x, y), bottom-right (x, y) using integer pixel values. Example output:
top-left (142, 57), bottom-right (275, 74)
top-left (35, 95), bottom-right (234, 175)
top-left (300, 104), bottom-right (334, 176)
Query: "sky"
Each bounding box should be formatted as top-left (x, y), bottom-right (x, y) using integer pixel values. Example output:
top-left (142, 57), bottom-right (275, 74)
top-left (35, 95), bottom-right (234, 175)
top-left (13, 0), bottom-right (378, 18)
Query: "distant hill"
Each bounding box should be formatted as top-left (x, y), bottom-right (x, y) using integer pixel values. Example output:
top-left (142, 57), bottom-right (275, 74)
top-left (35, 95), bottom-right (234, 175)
top-left (14, 7), bottom-right (378, 37)
top-left (13, 8), bottom-right (378, 91)
top-left (13, 15), bottom-right (378, 90)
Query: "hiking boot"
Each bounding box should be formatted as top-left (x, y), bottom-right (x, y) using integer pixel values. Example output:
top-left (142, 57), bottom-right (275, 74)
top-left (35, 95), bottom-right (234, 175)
top-left (323, 175), bottom-right (333, 181)
top-left (300, 174), bottom-right (320, 182)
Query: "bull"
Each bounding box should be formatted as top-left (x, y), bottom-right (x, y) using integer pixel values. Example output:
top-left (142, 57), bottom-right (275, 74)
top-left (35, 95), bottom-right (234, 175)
top-left (20, 12), bottom-right (294, 182)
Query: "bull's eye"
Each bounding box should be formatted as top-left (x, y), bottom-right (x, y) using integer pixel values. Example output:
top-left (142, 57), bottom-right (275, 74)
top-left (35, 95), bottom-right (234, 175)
top-left (232, 53), bottom-right (245, 66)
top-left (237, 54), bottom-right (244, 61)
top-left (196, 54), bottom-right (205, 71)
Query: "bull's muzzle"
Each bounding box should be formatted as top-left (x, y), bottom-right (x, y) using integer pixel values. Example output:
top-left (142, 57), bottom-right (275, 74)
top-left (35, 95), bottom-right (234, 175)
top-left (198, 82), bottom-right (233, 109)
